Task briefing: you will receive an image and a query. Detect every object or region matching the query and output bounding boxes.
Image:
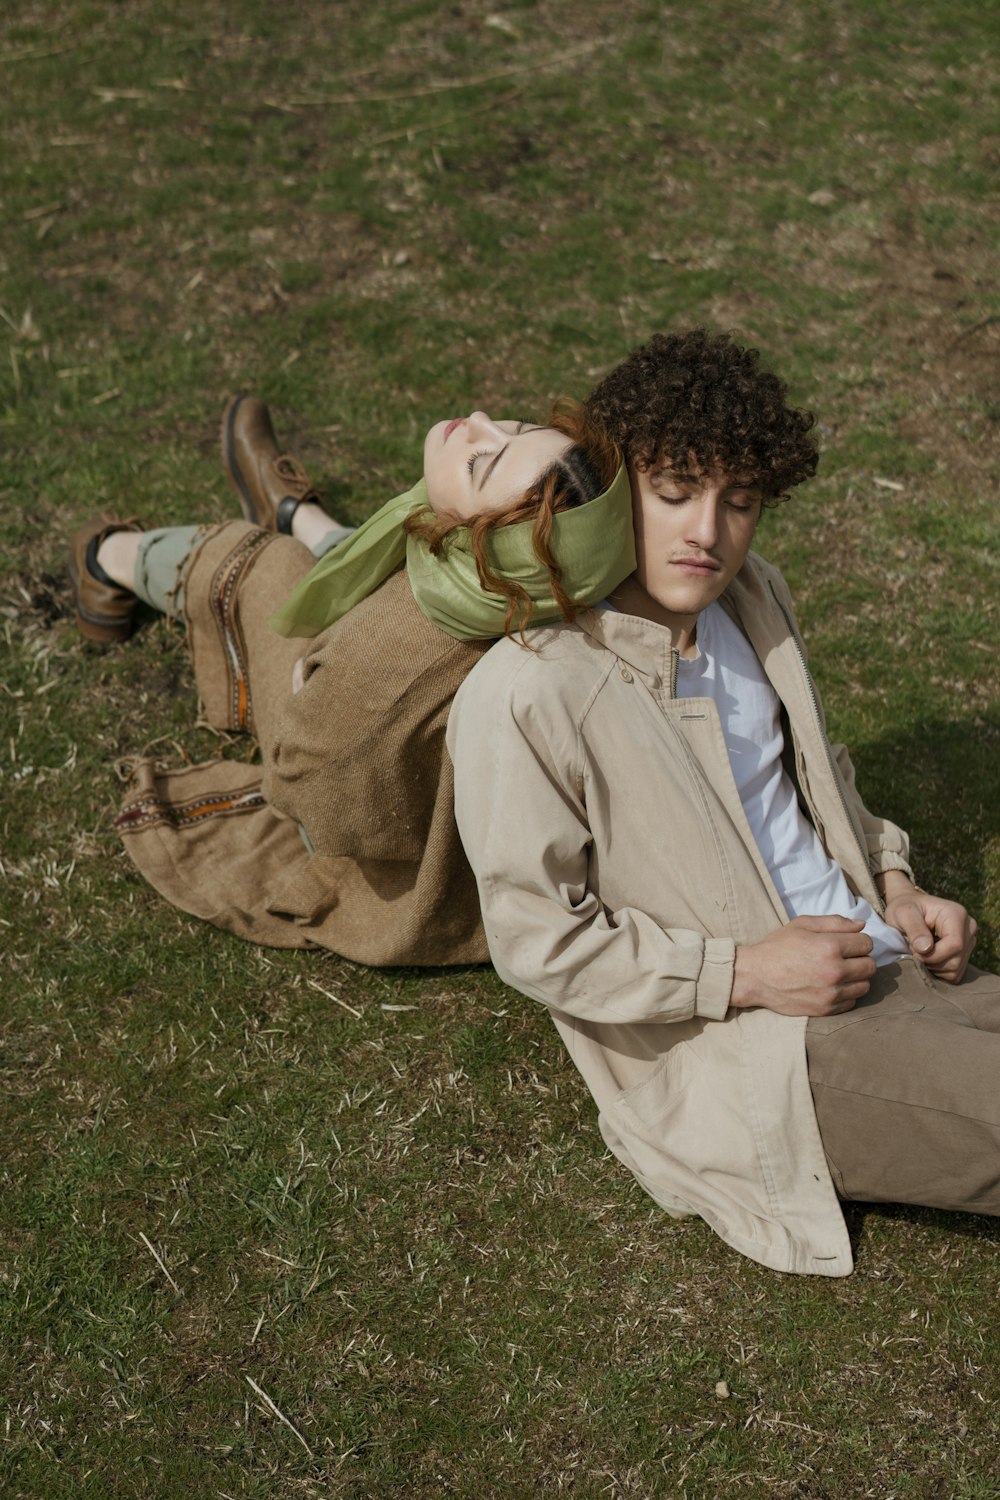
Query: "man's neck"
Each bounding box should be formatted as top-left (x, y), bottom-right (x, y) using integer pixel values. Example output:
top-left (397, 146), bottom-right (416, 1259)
top-left (608, 577), bottom-right (701, 657)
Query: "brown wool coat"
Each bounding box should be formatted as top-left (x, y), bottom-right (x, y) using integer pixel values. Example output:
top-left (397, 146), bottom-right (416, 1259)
top-left (116, 521), bottom-right (491, 966)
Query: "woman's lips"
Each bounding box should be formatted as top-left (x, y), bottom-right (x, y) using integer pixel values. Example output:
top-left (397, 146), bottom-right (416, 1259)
top-left (443, 417), bottom-right (465, 442)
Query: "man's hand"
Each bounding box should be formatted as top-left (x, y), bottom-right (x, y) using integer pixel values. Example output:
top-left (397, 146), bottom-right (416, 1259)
top-left (878, 870), bottom-right (977, 984)
top-left (731, 916), bottom-right (876, 1016)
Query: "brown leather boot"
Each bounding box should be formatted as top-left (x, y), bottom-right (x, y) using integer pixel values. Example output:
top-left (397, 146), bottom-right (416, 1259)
top-left (67, 514), bottom-right (143, 643)
top-left (221, 395), bottom-right (323, 532)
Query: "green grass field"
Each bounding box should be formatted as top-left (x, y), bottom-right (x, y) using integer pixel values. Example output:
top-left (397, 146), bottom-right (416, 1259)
top-left (2, 1), bottom-right (998, 1495)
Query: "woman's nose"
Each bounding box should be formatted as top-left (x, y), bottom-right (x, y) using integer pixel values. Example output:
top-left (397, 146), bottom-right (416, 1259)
top-left (466, 410), bottom-right (503, 442)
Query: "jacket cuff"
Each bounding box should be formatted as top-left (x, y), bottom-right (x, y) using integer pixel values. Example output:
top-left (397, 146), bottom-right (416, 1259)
top-left (868, 852), bottom-right (914, 882)
top-left (694, 938), bottom-right (736, 1020)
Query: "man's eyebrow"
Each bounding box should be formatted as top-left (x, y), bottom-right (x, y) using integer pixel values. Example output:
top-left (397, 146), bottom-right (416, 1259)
top-left (651, 469), bottom-right (698, 486)
top-left (478, 444), bottom-right (508, 489)
top-left (657, 469), bottom-right (757, 492)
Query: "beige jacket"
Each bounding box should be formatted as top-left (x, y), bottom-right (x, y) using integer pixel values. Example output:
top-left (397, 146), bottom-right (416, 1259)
top-left (447, 552), bottom-right (913, 1275)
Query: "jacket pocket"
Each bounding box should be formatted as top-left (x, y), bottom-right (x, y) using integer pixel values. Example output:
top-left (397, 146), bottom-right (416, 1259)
top-left (615, 1038), bottom-right (698, 1130)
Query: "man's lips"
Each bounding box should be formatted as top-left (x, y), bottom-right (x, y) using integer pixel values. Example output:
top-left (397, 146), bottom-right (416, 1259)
top-left (671, 556), bottom-right (721, 574)
top-left (443, 417), bottom-right (465, 442)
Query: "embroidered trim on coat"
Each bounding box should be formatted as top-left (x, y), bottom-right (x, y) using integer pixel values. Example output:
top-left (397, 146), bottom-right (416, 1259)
top-left (115, 784), bottom-right (266, 833)
top-left (208, 529), bottom-right (271, 733)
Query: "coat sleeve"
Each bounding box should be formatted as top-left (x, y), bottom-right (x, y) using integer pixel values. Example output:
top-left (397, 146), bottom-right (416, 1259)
top-left (447, 657), bottom-right (734, 1025)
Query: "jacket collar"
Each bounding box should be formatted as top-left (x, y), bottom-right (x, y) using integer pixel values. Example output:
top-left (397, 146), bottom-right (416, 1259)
top-left (575, 551), bottom-right (775, 689)
top-left (574, 604), bottom-right (673, 687)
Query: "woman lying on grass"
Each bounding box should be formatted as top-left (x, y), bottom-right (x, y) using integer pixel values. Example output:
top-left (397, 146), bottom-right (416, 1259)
top-left (67, 398), bottom-right (632, 967)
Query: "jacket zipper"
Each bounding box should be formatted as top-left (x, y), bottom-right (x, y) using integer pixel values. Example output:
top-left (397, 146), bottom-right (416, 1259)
top-left (768, 583), bottom-right (882, 912)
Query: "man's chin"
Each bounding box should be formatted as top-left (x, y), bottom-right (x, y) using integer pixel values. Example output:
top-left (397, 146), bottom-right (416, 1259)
top-left (651, 576), bottom-right (726, 614)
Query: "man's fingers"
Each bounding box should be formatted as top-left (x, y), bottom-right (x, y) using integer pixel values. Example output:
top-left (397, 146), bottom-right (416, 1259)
top-left (889, 897), bottom-right (935, 955)
top-left (929, 906), bottom-right (975, 955)
top-left (810, 979), bottom-right (871, 1016)
top-left (793, 915), bottom-right (866, 933)
top-left (924, 931), bottom-right (975, 984)
top-left (837, 979), bottom-right (872, 1005)
top-left (840, 933), bottom-right (877, 959)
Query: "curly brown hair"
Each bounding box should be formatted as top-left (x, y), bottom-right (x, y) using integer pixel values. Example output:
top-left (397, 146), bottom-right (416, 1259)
top-left (403, 399), bottom-right (621, 639)
top-left (584, 328), bottom-right (818, 503)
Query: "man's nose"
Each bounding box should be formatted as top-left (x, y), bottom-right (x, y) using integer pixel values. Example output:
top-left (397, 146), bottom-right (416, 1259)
top-left (688, 497), bottom-right (720, 550)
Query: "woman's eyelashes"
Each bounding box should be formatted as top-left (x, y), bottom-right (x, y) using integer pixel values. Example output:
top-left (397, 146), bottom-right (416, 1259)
top-left (467, 422), bottom-right (538, 479)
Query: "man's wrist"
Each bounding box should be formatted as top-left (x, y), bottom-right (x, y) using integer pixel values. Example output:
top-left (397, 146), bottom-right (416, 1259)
top-left (876, 869), bottom-right (920, 902)
top-left (729, 945), bottom-right (760, 1011)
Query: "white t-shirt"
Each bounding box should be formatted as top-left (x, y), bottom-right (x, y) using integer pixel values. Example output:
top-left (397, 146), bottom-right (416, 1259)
top-left (676, 603), bottom-right (908, 966)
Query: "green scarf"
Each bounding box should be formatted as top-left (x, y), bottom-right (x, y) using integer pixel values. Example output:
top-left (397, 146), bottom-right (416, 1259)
top-left (270, 465), bottom-right (636, 643)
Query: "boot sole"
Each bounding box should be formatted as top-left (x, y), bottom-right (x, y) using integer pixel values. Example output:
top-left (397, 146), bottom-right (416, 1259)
top-left (66, 552), bottom-right (134, 643)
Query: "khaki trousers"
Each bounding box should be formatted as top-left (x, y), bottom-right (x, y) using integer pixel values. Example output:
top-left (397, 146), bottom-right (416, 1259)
top-left (806, 958), bottom-right (1000, 1214)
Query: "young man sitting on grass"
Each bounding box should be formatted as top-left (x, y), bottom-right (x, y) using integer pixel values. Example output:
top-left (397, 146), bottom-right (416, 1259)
top-left (447, 329), bottom-right (998, 1276)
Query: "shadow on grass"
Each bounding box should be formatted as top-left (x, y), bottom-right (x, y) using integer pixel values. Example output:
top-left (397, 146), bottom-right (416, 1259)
top-left (849, 712), bottom-right (1000, 969)
top-left (836, 713), bottom-right (999, 1262)
top-left (843, 1198), bottom-right (1000, 1252)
